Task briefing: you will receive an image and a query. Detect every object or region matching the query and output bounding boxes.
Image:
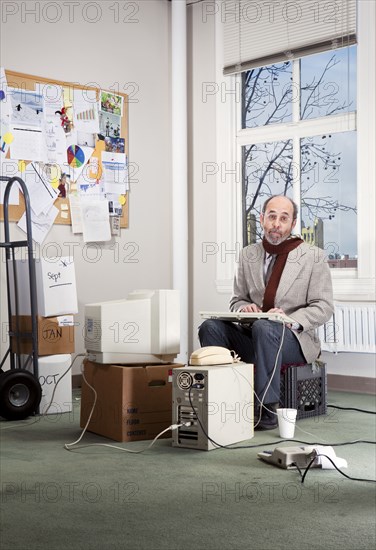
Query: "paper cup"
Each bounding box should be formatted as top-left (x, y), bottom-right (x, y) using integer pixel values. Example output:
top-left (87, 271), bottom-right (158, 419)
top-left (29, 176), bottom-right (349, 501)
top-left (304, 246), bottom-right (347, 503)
top-left (276, 408), bottom-right (297, 439)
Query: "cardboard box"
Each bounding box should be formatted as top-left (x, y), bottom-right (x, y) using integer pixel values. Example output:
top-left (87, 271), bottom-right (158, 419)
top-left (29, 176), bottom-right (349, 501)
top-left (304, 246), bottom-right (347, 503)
top-left (11, 315), bottom-right (75, 356)
top-left (9, 257), bottom-right (78, 317)
top-left (26, 354), bottom-right (73, 414)
top-left (80, 361), bottom-right (184, 442)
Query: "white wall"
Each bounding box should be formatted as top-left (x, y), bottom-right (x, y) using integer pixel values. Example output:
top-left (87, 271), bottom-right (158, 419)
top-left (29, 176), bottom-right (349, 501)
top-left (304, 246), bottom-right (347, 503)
top-left (322, 351), bottom-right (376, 378)
top-left (0, 0), bottom-right (172, 373)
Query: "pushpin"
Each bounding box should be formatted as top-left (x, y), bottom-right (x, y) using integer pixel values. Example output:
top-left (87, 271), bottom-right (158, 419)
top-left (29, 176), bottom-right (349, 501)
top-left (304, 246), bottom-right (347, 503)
top-left (18, 160), bottom-right (27, 172)
top-left (1, 132), bottom-right (14, 152)
top-left (119, 195), bottom-right (126, 205)
top-left (49, 165), bottom-right (61, 188)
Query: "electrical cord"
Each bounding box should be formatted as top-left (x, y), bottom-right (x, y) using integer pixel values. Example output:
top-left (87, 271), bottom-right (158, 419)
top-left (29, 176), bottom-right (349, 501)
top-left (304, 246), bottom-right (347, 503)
top-left (328, 405), bottom-right (376, 414)
top-left (251, 320), bottom-right (314, 430)
top-left (235, 353), bottom-right (298, 434)
top-left (293, 462), bottom-right (304, 478)
top-left (187, 386), bottom-right (376, 450)
top-left (254, 321), bottom-right (286, 429)
top-left (64, 423), bottom-right (188, 454)
top-left (3, 353), bottom-right (375, 460)
top-left (299, 454), bottom-right (376, 484)
top-left (64, 360), bottom-right (190, 453)
top-left (188, 385), bottom-right (225, 449)
top-left (235, 323), bottom-right (374, 440)
top-left (214, 348), bottom-right (363, 444)
top-left (235, 336), bottom-right (324, 441)
top-left (44, 353), bottom-right (86, 414)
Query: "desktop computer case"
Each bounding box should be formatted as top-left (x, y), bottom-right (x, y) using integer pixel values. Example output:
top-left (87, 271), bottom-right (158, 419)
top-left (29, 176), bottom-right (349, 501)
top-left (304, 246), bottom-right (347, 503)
top-left (172, 363), bottom-right (253, 451)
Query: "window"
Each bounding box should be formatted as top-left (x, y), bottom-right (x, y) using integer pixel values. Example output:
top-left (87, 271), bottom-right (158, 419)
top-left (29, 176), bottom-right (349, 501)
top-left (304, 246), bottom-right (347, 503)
top-left (214, 0), bottom-right (375, 300)
top-left (241, 46), bottom-right (357, 268)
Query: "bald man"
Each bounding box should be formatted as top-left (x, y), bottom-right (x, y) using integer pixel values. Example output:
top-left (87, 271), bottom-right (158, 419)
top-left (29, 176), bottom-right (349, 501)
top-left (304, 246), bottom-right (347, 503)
top-left (199, 195), bottom-right (334, 430)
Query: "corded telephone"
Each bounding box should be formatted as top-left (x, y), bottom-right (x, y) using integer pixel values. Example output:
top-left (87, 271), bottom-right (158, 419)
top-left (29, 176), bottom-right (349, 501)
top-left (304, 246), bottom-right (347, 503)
top-left (189, 346), bottom-right (240, 366)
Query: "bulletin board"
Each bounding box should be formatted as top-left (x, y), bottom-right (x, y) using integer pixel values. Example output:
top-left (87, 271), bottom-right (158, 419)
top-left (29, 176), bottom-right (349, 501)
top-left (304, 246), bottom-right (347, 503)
top-left (0, 69), bottom-right (129, 229)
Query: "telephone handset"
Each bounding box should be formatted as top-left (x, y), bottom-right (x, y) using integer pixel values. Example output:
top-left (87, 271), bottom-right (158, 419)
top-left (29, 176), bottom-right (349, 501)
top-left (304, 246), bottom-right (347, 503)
top-left (189, 346), bottom-right (241, 366)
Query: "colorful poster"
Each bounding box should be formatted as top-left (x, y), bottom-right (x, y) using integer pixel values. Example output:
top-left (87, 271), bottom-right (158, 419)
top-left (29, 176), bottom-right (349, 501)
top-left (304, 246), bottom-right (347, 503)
top-left (100, 91), bottom-right (123, 116)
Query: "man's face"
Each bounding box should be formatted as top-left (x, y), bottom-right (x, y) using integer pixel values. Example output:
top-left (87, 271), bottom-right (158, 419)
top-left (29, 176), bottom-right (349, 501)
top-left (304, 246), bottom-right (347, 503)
top-left (260, 197), bottom-right (297, 245)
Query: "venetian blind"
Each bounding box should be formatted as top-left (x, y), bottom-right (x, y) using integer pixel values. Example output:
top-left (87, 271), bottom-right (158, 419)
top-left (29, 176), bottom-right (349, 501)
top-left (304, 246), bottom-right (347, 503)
top-left (223, 0), bottom-right (357, 74)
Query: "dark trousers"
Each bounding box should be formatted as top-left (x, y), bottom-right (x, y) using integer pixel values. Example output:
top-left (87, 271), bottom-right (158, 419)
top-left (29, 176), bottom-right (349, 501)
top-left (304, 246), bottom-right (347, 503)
top-left (198, 319), bottom-right (306, 405)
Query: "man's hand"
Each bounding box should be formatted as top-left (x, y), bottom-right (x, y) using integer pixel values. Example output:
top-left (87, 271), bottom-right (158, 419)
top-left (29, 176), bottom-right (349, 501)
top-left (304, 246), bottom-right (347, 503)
top-left (267, 307), bottom-right (286, 315)
top-left (268, 307), bottom-right (292, 329)
top-left (268, 307), bottom-right (302, 330)
top-left (240, 304), bottom-right (261, 313)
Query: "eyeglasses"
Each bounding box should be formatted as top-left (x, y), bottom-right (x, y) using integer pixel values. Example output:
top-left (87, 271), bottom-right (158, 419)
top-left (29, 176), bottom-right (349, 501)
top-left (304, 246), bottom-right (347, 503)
top-left (264, 213), bottom-right (292, 224)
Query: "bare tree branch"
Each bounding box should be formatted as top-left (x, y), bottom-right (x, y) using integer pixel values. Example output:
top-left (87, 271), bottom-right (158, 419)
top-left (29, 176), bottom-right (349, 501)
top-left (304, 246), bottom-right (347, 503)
top-left (242, 53), bottom-right (356, 248)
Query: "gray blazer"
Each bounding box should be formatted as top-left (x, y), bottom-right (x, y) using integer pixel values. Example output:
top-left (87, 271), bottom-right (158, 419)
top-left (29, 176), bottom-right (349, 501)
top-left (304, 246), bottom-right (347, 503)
top-left (229, 241), bottom-right (334, 363)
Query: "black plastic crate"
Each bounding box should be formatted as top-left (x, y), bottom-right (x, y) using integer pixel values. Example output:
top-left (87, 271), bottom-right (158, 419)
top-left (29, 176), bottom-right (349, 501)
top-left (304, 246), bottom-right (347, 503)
top-left (280, 361), bottom-right (327, 420)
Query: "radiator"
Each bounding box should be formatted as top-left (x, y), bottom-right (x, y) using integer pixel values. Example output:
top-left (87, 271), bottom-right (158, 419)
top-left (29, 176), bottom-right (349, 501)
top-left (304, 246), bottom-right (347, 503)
top-left (318, 303), bottom-right (376, 354)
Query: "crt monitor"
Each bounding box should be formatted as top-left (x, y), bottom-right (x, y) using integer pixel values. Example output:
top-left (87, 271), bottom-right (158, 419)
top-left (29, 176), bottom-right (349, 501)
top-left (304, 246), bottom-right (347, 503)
top-left (84, 289), bottom-right (180, 364)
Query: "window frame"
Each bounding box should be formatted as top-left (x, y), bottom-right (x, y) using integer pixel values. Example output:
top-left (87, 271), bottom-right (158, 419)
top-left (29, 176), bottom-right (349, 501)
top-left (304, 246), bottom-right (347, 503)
top-left (214, 0), bottom-right (375, 301)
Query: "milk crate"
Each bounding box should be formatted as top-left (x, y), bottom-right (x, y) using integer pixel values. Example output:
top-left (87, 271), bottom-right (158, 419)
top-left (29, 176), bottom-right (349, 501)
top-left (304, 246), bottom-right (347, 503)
top-left (280, 361), bottom-right (327, 420)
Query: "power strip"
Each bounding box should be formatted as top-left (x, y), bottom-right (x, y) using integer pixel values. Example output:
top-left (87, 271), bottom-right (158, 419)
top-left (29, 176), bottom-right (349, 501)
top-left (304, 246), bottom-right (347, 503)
top-left (258, 446), bottom-right (317, 469)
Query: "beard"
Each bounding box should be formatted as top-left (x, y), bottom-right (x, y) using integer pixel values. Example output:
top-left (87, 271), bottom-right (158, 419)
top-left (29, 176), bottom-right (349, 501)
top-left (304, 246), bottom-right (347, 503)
top-left (264, 231), bottom-right (289, 245)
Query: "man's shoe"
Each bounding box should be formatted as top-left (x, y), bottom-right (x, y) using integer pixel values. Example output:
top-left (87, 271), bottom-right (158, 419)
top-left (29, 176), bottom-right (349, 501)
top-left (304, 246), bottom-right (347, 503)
top-left (254, 403), bottom-right (278, 431)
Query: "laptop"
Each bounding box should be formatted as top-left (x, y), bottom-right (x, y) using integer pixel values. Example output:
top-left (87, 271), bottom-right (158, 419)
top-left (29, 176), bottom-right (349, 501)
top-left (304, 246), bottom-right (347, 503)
top-left (200, 311), bottom-right (296, 325)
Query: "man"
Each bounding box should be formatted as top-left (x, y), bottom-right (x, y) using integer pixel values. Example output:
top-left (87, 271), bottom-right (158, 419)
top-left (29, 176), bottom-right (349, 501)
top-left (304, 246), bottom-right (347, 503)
top-left (198, 195), bottom-right (334, 430)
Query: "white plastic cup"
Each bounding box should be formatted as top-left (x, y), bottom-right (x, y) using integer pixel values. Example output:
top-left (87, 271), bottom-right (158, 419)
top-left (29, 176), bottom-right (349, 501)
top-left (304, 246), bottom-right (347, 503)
top-left (276, 408), bottom-right (298, 439)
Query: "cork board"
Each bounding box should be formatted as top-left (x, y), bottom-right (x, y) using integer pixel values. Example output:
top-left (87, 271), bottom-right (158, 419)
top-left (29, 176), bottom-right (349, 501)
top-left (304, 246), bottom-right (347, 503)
top-left (0, 69), bottom-right (129, 227)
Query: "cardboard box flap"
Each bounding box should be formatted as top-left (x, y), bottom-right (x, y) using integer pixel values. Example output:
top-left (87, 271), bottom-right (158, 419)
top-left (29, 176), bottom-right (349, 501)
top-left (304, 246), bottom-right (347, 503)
top-left (145, 365), bottom-right (171, 383)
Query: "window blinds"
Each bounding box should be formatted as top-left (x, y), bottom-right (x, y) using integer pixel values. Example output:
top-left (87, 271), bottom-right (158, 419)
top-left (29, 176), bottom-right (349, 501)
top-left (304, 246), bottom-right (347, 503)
top-left (223, 0), bottom-right (357, 75)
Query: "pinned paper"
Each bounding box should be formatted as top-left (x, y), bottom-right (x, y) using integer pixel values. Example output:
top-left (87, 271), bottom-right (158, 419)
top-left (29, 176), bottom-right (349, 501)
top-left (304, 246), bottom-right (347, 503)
top-left (65, 144), bottom-right (94, 182)
top-left (81, 199), bottom-right (111, 242)
top-left (102, 151), bottom-right (128, 195)
top-left (17, 204), bottom-right (59, 245)
top-left (110, 215), bottom-right (121, 236)
top-left (69, 194), bottom-right (83, 234)
top-left (88, 139), bottom-right (105, 180)
top-left (23, 163), bottom-right (59, 216)
top-left (42, 85), bottom-right (68, 163)
top-left (100, 91), bottom-right (123, 117)
top-left (73, 88), bottom-right (99, 134)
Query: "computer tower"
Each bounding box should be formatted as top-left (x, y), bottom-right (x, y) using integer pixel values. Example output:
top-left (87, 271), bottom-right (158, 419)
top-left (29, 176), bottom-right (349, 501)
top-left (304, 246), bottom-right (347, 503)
top-left (172, 363), bottom-right (254, 451)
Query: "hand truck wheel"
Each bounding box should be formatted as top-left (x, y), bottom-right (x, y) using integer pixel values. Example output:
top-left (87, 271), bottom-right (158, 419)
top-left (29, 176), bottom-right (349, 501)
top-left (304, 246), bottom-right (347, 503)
top-left (0, 369), bottom-right (42, 421)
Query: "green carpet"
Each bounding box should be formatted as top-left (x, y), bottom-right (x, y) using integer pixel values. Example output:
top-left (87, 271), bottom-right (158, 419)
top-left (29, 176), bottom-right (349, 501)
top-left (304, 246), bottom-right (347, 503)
top-left (1, 391), bottom-right (375, 550)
